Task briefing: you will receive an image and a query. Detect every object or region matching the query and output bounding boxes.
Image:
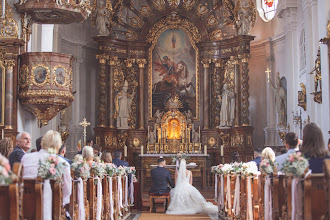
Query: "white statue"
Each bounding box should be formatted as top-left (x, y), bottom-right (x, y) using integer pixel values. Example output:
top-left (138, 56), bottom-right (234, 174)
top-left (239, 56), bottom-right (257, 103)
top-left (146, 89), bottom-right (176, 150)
top-left (115, 80), bottom-right (133, 129)
top-left (155, 110), bottom-right (162, 124)
top-left (275, 74), bottom-right (287, 126)
top-left (148, 131), bottom-right (156, 145)
top-left (193, 130), bottom-right (200, 143)
top-left (237, 6), bottom-right (251, 35)
top-left (185, 110), bottom-right (193, 124)
top-left (96, 0), bottom-right (110, 36)
top-left (218, 84), bottom-right (235, 127)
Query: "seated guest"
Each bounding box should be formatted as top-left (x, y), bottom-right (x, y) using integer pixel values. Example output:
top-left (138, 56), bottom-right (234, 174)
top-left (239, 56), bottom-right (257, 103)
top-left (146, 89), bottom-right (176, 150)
top-left (301, 123), bottom-right (330, 173)
top-left (36, 136), bottom-right (43, 151)
top-left (0, 137), bottom-right (13, 158)
top-left (82, 146), bottom-right (94, 167)
top-left (251, 148), bottom-right (262, 169)
top-left (58, 144), bottom-right (72, 165)
top-left (9, 132), bottom-right (31, 168)
top-left (77, 139), bottom-right (93, 154)
top-left (112, 150), bottom-right (129, 167)
top-left (101, 151), bottom-right (112, 164)
top-left (231, 152), bottom-right (240, 163)
top-left (21, 130), bottom-right (72, 205)
top-left (262, 147), bottom-right (275, 162)
top-left (280, 147), bottom-right (288, 155)
top-left (92, 144), bottom-right (102, 157)
top-left (149, 157), bottom-right (175, 212)
top-left (275, 132), bottom-right (299, 171)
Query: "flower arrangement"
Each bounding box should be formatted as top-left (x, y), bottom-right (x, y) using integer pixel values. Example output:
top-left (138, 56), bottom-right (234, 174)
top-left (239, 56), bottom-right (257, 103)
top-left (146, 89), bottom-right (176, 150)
top-left (282, 152), bottom-right (309, 177)
top-left (115, 166), bottom-right (126, 176)
top-left (210, 162), bottom-right (259, 176)
top-left (169, 153), bottom-right (190, 164)
top-left (260, 159), bottom-right (275, 175)
top-left (211, 164), bottom-right (224, 174)
top-left (91, 162), bottom-right (106, 179)
top-left (125, 166), bottom-right (136, 175)
top-left (71, 160), bottom-right (90, 180)
top-left (104, 163), bottom-right (117, 177)
top-left (221, 163), bottom-right (233, 174)
top-left (132, 175), bottom-right (138, 183)
top-left (242, 161), bottom-right (259, 176)
top-left (38, 154), bottom-right (67, 181)
top-left (0, 154), bottom-right (15, 185)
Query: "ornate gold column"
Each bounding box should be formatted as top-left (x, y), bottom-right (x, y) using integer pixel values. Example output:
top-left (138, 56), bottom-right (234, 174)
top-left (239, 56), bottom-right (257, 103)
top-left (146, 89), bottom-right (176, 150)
top-left (201, 59), bottom-right (211, 129)
top-left (137, 59), bottom-right (147, 129)
top-left (240, 54), bottom-right (250, 126)
top-left (108, 56), bottom-right (117, 128)
top-left (4, 59), bottom-right (15, 129)
top-left (96, 54), bottom-right (108, 127)
top-left (233, 57), bottom-right (241, 127)
top-left (212, 59), bottom-right (224, 127)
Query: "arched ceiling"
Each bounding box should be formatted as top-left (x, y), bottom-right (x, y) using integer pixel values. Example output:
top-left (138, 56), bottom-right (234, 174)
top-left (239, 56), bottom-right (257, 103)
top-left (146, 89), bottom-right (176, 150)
top-left (92, 0), bottom-right (255, 42)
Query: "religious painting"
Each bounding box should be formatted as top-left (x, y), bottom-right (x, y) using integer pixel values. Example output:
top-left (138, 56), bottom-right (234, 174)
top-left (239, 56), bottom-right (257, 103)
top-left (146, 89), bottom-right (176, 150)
top-left (33, 66), bottom-right (47, 84)
top-left (19, 65), bottom-right (28, 88)
top-left (54, 66), bottom-right (66, 86)
top-left (150, 29), bottom-right (198, 119)
top-left (0, 63), bottom-right (4, 126)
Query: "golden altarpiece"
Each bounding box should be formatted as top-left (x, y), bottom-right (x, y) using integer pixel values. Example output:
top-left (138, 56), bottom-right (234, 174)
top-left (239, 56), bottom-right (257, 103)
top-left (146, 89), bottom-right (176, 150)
top-left (90, 1), bottom-right (256, 190)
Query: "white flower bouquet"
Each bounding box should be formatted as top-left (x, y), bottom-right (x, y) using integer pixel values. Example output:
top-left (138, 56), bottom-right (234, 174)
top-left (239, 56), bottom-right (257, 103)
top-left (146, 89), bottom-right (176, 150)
top-left (38, 154), bottom-right (67, 181)
top-left (170, 153), bottom-right (190, 164)
top-left (282, 152), bottom-right (309, 177)
top-left (211, 164), bottom-right (224, 174)
top-left (91, 162), bottom-right (106, 179)
top-left (260, 159), bottom-right (275, 175)
top-left (105, 163), bottom-right (117, 177)
top-left (125, 166), bottom-right (136, 175)
top-left (71, 160), bottom-right (90, 180)
top-left (242, 161), bottom-right (259, 176)
top-left (0, 154), bottom-right (16, 185)
top-left (115, 166), bottom-right (126, 176)
top-left (221, 163), bottom-right (233, 174)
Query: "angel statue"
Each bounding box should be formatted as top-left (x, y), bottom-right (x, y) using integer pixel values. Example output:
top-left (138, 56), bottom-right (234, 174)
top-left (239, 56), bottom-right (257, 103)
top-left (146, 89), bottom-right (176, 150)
top-left (148, 130), bottom-right (156, 145)
top-left (115, 80), bottom-right (134, 129)
top-left (193, 130), bottom-right (200, 143)
top-left (185, 110), bottom-right (193, 124)
top-left (96, 0), bottom-right (110, 36)
top-left (155, 110), bottom-right (162, 124)
top-left (218, 84), bottom-right (235, 127)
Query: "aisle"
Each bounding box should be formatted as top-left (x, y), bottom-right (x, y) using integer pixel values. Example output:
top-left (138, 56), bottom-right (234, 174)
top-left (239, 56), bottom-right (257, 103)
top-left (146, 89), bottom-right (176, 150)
top-left (138, 213), bottom-right (211, 220)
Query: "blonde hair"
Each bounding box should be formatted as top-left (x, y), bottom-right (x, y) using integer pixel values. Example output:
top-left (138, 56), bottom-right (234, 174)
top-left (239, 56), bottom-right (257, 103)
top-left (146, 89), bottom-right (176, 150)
top-left (41, 130), bottom-right (62, 152)
top-left (101, 152), bottom-right (112, 163)
top-left (0, 137), bottom-right (13, 158)
top-left (261, 147), bottom-right (275, 162)
top-left (82, 146), bottom-right (94, 160)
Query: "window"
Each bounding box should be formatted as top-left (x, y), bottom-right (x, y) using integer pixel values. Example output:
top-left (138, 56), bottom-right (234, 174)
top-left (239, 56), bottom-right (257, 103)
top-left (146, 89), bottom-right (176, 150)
top-left (257, 0), bottom-right (278, 22)
top-left (299, 29), bottom-right (306, 70)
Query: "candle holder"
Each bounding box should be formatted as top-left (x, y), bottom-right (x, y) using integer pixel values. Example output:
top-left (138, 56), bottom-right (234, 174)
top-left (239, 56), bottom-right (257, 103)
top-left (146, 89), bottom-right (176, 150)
top-left (146, 144), bottom-right (151, 154)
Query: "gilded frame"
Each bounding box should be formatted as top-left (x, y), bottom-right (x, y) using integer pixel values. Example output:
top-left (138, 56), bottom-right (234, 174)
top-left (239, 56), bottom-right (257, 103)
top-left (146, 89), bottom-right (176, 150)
top-left (31, 64), bottom-right (50, 87)
top-left (53, 65), bottom-right (68, 87)
top-left (0, 62), bottom-right (4, 126)
top-left (148, 21), bottom-right (200, 121)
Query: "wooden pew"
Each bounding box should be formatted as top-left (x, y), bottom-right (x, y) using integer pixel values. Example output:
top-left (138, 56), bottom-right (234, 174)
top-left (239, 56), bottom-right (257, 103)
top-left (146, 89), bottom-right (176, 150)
top-left (272, 174), bottom-right (286, 219)
top-left (252, 176), bottom-right (259, 220)
top-left (50, 180), bottom-right (66, 219)
top-left (22, 179), bottom-right (43, 220)
top-left (87, 177), bottom-right (96, 220)
top-left (113, 176), bottom-right (119, 220)
top-left (102, 177), bottom-right (110, 220)
top-left (69, 173), bottom-right (78, 220)
top-left (324, 159), bottom-right (330, 220)
top-left (304, 173), bottom-right (327, 220)
top-left (0, 183), bottom-right (19, 220)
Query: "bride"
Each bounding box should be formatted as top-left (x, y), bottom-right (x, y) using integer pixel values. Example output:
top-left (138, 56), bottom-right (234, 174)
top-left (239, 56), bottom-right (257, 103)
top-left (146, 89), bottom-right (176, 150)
top-left (166, 159), bottom-right (218, 215)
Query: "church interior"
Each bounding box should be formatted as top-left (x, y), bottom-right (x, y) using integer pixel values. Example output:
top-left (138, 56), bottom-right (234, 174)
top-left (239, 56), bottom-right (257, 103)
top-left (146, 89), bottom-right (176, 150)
top-left (0, 0), bottom-right (329, 219)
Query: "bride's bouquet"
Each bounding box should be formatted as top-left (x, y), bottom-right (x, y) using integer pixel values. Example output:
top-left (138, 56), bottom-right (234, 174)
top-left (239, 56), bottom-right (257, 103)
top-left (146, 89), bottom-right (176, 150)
top-left (38, 154), bottom-right (67, 182)
top-left (170, 153), bottom-right (190, 164)
top-left (282, 152), bottom-right (309, 177)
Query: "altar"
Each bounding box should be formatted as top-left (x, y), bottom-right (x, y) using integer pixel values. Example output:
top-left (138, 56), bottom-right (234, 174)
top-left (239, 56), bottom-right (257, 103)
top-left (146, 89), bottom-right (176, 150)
top-left (139, 154), bottom-right (208, 192)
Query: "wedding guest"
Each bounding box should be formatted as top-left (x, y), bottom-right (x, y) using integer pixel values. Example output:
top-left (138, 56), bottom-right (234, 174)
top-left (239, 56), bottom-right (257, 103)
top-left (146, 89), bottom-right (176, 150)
top-left (21, 130), bottom-right (72, 205)
top-left (58, 144), bottom-right (72, 165)
top-left (0, 137), bottom-right (13, 158)
top-left (231, 152), bottom-right (240, 163)
top-left (76, 139), bottom-right (93, 154)
top-left (30, 149), bottom-right (37, 153)
top-left (262, 147), bottom-right (276, 162)
top-left (275, 132), bottom-right (299, 171)
top-left (112, 150), bottom-right (129, 167)
top-left (251, 148), bottom-right (262, 169)
top-left (280, 147), bottom-right (288, 155)
top-left (300, 123), bottom-right (330, 173)
top-left (82, 146), bottom-right (94, 167)
top-left (92, 144), bottom-right (102, 157)
top-left (36, 136), bottom-right (43, 151)
top-left (101, 151), bottom-right (112, 164)
top-left (9, 132), bottom-right (31, 168)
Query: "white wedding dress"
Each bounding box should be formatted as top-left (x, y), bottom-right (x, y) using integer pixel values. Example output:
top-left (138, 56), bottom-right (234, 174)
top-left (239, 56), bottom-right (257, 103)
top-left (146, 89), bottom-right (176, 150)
top-left (166, 159), bottom-right (218, 215)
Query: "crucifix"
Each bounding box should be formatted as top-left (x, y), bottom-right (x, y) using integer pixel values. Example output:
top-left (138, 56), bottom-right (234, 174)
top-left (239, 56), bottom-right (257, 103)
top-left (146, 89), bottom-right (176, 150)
top-left (79, 118), bottom-right (91, 146)
top-left (265, 68), bottom-right (271, 83)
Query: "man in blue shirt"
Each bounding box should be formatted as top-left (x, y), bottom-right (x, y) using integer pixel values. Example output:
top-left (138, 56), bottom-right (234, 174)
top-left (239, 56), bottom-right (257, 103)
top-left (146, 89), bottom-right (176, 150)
top-left (112, 150), bottom-right (129, 167)
top-left (251, 148), bottom-right (262, 169)
top-left (275, 132), bottom-right (299, 171)
top-left (58, 145), bottom-right (72, 165)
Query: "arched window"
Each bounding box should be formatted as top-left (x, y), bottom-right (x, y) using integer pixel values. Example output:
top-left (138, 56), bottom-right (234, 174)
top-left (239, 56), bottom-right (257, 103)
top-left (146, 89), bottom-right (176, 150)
top-left (299, 29), bottom-right (306, 70)
top-left (257, 0), bottom-right (279, 22)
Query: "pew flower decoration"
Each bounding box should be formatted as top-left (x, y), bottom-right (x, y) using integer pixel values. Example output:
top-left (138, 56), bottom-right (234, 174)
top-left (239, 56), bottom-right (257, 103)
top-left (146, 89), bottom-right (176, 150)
top-left (221, 163), bottom-right (233, 174)
top-left (115, 166), bottom-right (126, 176)
top-left (231, 162), bottom-right (245, 174)
top-left (211, 164), bottom-right (224, 174)
top-left (0, 154), bottom-right (15, 185)
top-left (38, 155), bottom-right (67, 181)
top-left (242, 161), bottom-right (259, 176)
top-left (125, 166), bottom-right (136, 175)
top-left (104, 163), bottom-right (117, 177)
top-left (170, 153), bottom-right (190, 164)
top-left (282, 152), bottom-right (309, 177)
top-left (71, 160), bottom-right (90, 180)
top-left (91, 162), bottom-right (106, 179)
top-left (260, 159), bottom-right (275, 175)
top-left (133, 175), bottom-right (138, 183)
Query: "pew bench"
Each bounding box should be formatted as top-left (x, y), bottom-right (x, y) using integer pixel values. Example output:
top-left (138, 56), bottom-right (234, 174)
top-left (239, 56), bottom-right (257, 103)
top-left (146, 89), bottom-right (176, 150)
top-left (149, 193), bottom-right (170, 213)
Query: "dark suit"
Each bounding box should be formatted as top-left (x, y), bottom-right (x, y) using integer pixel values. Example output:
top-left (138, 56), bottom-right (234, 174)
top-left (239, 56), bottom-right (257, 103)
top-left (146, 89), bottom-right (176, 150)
top-left (59, 155), bottom-right (72, 165)
top-left (113, 158), bottom-right (129, 167)
top-left (9, 146), bottom-right (25, 168)
top-left (252, 156), bottom-right (262, 170)
top-left (149, 166), bottom-right (175, 195)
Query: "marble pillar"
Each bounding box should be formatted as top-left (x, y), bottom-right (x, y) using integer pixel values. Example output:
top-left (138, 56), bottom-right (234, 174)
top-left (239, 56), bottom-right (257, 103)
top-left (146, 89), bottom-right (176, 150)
top-left (96, 54), bottom-right (108, 127)
top-left (137, 59), bottom-right (147, 129)
top-left (4, 60), bottom-right (15, 129)
top-left (108, 56), bottom-right (117, 128)
top-left (201, 59), bottom-right (211, 129)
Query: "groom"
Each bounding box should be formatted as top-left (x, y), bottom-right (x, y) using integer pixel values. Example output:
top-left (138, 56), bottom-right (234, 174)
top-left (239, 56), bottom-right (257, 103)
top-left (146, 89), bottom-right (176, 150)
top-left (149, 157), bottom-right (175, 212)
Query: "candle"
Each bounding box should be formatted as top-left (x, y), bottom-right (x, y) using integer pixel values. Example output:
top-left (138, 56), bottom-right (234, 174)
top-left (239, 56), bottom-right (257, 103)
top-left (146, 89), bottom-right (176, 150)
top-left (221, 145), bottom-right (224, 156)
top-left (1, 129), bottom-right (4, 139)
top-left (141, 145), bottom-right (143, 156)
top-left (204, 145), bottom-right (207, 156)
top-left (199, 126), bottom-right (200, 142)
top-left (161, 127), bottom-right (162, 143)
top-left (147, 126), bottom-right (150, 143)
top-left (2, 0), bottom-right (5, 19)
top-left (124, 145), bottom-right (127, 157)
